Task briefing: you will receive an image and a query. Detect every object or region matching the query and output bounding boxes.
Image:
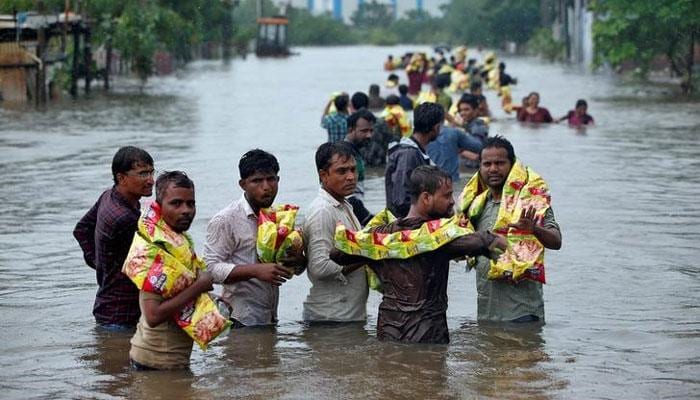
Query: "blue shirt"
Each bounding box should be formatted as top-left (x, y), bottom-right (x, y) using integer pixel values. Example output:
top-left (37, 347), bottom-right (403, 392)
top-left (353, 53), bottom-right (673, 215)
top-left (427, 127), bottom-right (483, 182)
top-left (321, 112), bottom-right (348, 143)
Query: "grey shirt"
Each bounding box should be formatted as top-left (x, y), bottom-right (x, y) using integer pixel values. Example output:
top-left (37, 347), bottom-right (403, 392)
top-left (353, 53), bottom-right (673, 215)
top-left (204, 194), bottom-right (279, 326)
top-left (473, 196), bottom-right (560, 322)
top-left (302, 188), bottom-right (368, 322)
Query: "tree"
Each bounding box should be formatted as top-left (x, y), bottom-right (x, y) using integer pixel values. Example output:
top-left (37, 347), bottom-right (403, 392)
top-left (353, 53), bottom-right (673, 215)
top-left (592, 0), bottom-right (700, 94)
top-left (350, 0), bottom-right (393, 29)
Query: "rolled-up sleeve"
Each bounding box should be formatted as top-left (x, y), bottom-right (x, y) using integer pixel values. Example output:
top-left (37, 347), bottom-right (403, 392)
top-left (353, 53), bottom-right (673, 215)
top-left (203, 214), bottom-right (237, 283)
top-left (304, 207), bottom-right (347, 283)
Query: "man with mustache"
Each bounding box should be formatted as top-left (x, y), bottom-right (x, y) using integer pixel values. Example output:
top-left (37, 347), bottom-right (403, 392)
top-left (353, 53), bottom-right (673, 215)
top-left (303, 142), bottom-right (368, 324)
top-left (345, 109), bottom-right (376, 226)
top-left (469, 136), bottom-right (562, 323)
top-left (204, 149), bottom-right (293, 328)
top-left (331, 166), bottom-right (506, 344)
top-left (74, 146), bottom-right (155, 331)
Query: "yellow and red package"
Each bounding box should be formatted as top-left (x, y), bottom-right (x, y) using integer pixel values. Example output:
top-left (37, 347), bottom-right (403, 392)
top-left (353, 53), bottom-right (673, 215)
top-left (123, 202), bottom-right (230, 350)
top-left (256, 205), bottom-right (304, 269)
top-left (459, 159), bottom-right (551, 283)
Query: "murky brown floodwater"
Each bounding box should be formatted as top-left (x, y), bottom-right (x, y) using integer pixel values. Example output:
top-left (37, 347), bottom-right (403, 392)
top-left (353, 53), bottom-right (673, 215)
top-left (1, 45), bottom-right (698, 399)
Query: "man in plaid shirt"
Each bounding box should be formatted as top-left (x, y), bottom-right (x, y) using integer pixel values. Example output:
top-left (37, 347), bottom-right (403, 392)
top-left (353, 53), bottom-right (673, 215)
top-left (321, 93), bottom-right (350, 143)
top-left (74, 146), bottom-right (155, 330)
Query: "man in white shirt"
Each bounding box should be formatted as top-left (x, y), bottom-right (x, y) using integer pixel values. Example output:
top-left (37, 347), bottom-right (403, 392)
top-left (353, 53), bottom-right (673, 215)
top-left (204, 149), bottom-right (294, 328)
top-left (303, 142), bottom-right (369, 323)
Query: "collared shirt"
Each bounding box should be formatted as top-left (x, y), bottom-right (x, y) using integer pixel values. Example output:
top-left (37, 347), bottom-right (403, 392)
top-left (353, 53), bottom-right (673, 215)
top-left (73, 187), bottom-right (141, 326)
top-left (473, 196), bottom-right (560, 322)
top-left (204, 194), bottom-right (278, 326)
top-left (302, 188), bottom-right (368, 322)
top-left (321, 112), bottom-right (348, 143)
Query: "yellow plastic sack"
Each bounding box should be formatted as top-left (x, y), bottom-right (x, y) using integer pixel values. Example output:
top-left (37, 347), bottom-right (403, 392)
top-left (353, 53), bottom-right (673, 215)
top-left (459, 160), bottom-right (550, 283)
top-left (334, 209), bottom-right (473, 261)
top-left (381, 104), bottom-right (412, 137)
top-left (123, 202), bottom-right (230, 350)
top-left (256, 205), bottom-right (304, 268)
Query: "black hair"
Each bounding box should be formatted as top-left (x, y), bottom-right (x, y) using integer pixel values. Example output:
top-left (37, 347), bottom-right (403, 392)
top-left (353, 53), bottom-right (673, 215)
top-left (408, 165), bottom-right (452, 204)
top-left (498, 62), bottom-right (506, 70)
top-left (470, 81), bottom-right (482, 92)
top-left (333, 93), bottom-right (349, 112)
top-left (239, 149), bottom-right (279, 179)
top-left (458, 94), bottom-right (479, 110)
top-left (369, 84), bottom-right (380, 96)
top-left (413, 102), bottom-right (445, 134)
top-left (387, 73), bottom-right (399, 81)
top-left (398, 84), bottom-right (408, 95)
top-left (315, 142), bottom-right (354, 171)
top-left (480, 135), bottom-right (516, 165)
top-left (385, 94), bottom-right (400, 105)
top-left (112, 146), bottom-right (153, 185)
top-left (155, 170), bottom-right (194, 204)
top-left (575, 99), bottom-right (588, 108)
top-left (347, 109), bottom-right (377, 129)
top-left (351, 91), bottom-right (369, 110)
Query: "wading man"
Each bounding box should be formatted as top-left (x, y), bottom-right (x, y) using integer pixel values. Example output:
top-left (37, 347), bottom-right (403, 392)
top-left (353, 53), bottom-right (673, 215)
top-left (204, 149), bottom-right (294, 328)
top-left (74, 146), bottom-right (155, 330)
top-left (332, 166), bottom-right (505, 344)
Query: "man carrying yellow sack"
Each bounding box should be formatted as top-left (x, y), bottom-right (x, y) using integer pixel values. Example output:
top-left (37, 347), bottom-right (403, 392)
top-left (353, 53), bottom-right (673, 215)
top-left (331, 166), bottom-right (506, 344)
top-left (123, 171), bottom-right (229, 370)
top-left (460, 136), bottom-right (562, 323)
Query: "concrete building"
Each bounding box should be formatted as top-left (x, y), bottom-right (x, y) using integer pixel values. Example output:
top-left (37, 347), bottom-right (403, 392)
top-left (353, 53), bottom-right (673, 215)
top-left (279, 0), bottom-right (448, 23)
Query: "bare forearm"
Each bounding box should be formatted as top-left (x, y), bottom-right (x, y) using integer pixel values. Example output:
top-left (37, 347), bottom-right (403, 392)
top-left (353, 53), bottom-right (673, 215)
top-left (534, 226), bottom-right (562, 250)
top-left (144, 282), bottom-right (209, 327)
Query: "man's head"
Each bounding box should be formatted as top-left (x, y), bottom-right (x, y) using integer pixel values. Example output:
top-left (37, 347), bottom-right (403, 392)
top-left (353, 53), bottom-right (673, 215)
top-left (155, 171), bottom-right (195, 233)
top-left (479, 135), bottom-right (516, 193)
top-left (409, 165), bottom-right (455, 219)
top-left (413, 102), bottom-right (445, 142)
top-left (315, 142), bottom-right (356, 200)
top-left (457, 94), bottom-right (479, 123)
top-left (398, 84), bottom-right (408, 96)
top-left (334, 93), bottom-right (350, 113)
top-left (386, 94), bottom-right (400, 106)
top-left (346, 109), bottom-right (376, 147)
top-left (470, 81), bottom-right (482, 96)
top-left (369, 84), bottom-right (380, 97)
top-left (112, 146), bottom-right (155, 198)
top-left (351, 91), bottom-right (369, 111)
top-left (499, 62), bottom-right (506, 71)
top-left (387, 73), bottom-right (399, 86)
top-left (238, 149), bottom-right (280, 210)
top-left (575, 99), bottom-right (588, 115)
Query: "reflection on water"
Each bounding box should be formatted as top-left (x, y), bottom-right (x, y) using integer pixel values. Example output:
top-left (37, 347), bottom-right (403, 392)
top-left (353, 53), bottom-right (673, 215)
top-left (1, 45), bottom-right (699, 399)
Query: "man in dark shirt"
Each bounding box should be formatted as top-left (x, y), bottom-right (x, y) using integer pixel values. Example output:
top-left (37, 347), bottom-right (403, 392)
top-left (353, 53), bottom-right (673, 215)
top-left (332, 166), bottom-right (505, 344)
top-left (345, 109), bottom-right (376, 226)
top-left (385, 102), bottom-right (443, 218)
top-left (74, 146), bottom-right (155, 330)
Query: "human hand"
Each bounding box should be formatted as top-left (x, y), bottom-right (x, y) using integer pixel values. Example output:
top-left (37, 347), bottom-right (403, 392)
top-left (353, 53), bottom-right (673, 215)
top-left (507, 206), bottom-right (537, 233)
top-left (195, 270), bottom-right (214, 293)
top-left (255, 263), bottom-right (293, 286)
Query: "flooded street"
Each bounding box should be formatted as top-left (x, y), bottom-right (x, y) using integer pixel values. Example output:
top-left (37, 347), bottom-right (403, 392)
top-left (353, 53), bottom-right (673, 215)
top-left (1, 45), bottom-right (699, 399)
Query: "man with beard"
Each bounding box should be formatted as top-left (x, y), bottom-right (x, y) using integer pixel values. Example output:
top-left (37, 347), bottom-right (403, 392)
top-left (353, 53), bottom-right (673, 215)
top-left (345, 109), bottom-right (376, 226)
top-left (74, 146), bottom-right (155, 331)
top-left (204, 149), bottom-right (293, 328)
top-left (331, 166), bottom-right (506, 343)
top-left (303, 142), bottom-right (368, 323)
top-left (465, 136), bottom-right (561, 323)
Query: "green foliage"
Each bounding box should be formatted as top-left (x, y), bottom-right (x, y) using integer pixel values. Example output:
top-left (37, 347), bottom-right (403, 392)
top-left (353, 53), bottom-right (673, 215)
top-left (288, 7), bottom-right (356, 46)
top-left (592, 0), bottom-right (700, 93)
top-left (351, 0), bottom-right (394, 29)
top-left (112, 1), bottom-right (158, 82)
top-left (441, 0), bottom-right (540, 46)
top-left (365, 28), bottom-right (399, 46)
top-left (527, 28), bottom-right (565, 61)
